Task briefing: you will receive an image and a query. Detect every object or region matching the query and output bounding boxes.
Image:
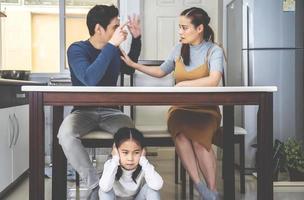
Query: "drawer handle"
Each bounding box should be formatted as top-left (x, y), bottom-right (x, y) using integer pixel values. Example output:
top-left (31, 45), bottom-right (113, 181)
top-left (16, 93), bottom-right (26, 98)
top-left (13, 114), bottom-right (20, 146)
top-left (8, 115), bottom-right (15, 148)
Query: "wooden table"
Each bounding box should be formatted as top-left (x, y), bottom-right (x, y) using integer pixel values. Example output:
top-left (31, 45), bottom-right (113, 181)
top-left (22, 86), bottom-right (277, 200)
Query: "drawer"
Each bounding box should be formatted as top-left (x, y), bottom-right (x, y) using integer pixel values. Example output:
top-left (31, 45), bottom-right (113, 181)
top-left (0, 86), bottom-right (28, 108)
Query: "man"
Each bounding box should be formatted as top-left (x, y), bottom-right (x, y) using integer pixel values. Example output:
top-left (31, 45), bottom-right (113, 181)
top-left (57, 4), bottom-right (141, 198)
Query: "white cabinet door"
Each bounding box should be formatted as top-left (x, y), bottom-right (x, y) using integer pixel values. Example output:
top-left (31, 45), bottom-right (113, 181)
top-left (0, 108), bottom-right (13, 191)
top-left (12, 105), bottom-right (29, 181)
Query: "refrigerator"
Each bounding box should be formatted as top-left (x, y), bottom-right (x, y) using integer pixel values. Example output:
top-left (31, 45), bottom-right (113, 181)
top-left (226, 0), bottom-right (304, 168)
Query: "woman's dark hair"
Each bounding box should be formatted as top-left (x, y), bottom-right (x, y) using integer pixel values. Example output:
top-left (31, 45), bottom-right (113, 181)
top-left (180, 7), bottom-right (214, 65)
top-left (114, 127), bottom-right (146, 183)
top-left (86, 5), bottom-right (119, 36)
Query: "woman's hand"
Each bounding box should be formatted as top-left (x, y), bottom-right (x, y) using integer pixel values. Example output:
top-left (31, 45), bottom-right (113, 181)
top-left (111, 143), bottom-right (119, 157)
top-left (127, 14), bottom-right (141, 38)
top-left (175, 81), bottom-right (190, 87)
top-left (120, 49), bottom-right (136, 68)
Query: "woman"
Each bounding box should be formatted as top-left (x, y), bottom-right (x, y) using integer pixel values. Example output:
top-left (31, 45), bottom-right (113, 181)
top-left (121, 7), bottom-right (223, 200)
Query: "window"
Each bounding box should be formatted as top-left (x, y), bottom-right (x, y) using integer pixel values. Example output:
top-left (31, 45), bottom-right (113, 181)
top-left (0, 0), bottom-right (117, 73)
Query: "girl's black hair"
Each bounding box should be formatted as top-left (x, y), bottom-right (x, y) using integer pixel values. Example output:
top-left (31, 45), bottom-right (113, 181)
top-left (180, 7), bottom-right (215, 65)
top-left (114, 127), bottom-right (146, 183)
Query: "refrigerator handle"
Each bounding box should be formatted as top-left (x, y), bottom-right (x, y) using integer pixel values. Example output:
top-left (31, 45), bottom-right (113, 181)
top-left (242, 51), bottom-right (249, 86)
top-left (243, 2), bottom-right (248, 49)
top-left (242, 3), bottom-right (250, 86)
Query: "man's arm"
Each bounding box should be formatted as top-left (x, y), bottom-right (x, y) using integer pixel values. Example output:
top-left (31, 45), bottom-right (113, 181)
top-left (68, 43), bottom-right (118, 86)
top-left (120, 36), bottom-right (141, 75)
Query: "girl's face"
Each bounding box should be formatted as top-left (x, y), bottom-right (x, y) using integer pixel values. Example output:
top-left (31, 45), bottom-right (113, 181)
top-left (178, 15), bottom-right (204, 45)
top-left (118, 139), bottom-right (142, 170)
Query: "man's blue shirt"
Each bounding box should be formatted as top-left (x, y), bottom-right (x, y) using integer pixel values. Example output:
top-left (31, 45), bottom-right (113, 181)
top-left (67, 37), bottom-right (141, 86)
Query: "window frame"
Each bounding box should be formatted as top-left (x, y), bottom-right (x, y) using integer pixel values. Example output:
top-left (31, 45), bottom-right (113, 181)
top-left (0, 0), bottom-right (119, 76)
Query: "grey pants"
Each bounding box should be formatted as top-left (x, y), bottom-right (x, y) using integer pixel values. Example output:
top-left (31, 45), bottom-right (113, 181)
top-left (99, 184), bottom-right (161, 200)
top-left (57, 108), bottom-right (134, 189)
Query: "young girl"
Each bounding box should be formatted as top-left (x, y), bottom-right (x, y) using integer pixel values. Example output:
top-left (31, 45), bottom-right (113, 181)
top-left (99, 127), bottom-right (163, 200)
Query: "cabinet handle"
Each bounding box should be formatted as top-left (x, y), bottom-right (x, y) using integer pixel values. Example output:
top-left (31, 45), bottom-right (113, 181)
top-left (13, 114), bottom-right (20, 146)
top-left (16, 93), bottom-right (26, 99)
top-left (8, 115), bottom-right (14, 148)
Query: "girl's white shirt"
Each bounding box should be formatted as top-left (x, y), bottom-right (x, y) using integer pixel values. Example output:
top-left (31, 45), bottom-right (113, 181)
top-left (99, 155), bottom-right (164, 198)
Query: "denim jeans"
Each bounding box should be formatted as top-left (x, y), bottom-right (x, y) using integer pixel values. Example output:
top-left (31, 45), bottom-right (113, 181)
top-left (99, 184), bottom-right (161, 200)
top-left (57, 107), bottom-right (134, 189)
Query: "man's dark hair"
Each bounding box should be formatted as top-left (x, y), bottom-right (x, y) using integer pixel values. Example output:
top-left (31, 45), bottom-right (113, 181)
top-left (86, 5), bottom-right (119, 36)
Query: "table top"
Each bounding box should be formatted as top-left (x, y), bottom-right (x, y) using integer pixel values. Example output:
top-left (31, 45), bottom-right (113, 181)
top-left (22, 86), bottom-right (277, 93)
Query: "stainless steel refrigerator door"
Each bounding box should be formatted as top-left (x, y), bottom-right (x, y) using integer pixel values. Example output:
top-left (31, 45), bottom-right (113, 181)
top-left (227, 0), bottom-right (244, 86)
top-left (243, 49), bottom-right (301, 167)
top-left (246, 0), bottom-right (299, 48)
top-left (227, 0), bottom-right (246, 127)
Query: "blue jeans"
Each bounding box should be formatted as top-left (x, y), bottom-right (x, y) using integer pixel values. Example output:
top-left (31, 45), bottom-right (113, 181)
top-left (99, 184), bottom-right (161, 200)
top-left (57, 108), bottom-right (134, 189)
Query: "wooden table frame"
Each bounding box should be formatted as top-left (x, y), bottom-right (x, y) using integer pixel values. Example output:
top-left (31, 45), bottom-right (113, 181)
top-left (24, 86), bottom-right (275, 200)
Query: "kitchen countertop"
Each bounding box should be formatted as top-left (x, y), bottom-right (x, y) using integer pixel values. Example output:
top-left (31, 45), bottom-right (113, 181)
top-left (0, 78), bottom-right (47, 86)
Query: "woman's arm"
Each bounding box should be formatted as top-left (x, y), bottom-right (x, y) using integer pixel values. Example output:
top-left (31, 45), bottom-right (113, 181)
top-left (176, 71), bottom-right (222, 87)
top-left (120, 50), bottom-right (167, 78)
top-left (99, 155), bottom-right (119, 192)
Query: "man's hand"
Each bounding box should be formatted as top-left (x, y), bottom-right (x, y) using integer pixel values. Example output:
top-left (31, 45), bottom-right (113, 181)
top-left (109, 22), bottom-right (128, 47)
top-left (127, 14), bottom-right (141, 38)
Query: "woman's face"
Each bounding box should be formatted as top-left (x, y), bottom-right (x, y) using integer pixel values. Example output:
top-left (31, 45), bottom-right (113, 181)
top-left (118, 139), bottom-right (142, 170)
top-left (178, 15), bottom-right (203, 45)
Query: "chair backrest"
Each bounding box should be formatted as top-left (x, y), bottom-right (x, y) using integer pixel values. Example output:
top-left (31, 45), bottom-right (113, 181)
top-left (131, 60), bottom-right (174, 128)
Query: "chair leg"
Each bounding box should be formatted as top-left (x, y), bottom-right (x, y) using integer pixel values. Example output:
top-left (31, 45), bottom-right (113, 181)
top-left (222, 147), bottom-right (225, 180)
top-left (189, 178), bottom-right (194, 199)
top-left (240, 136), bottom-right (246, 193)
top-left (92, 148), bottom-right (97, 167)
top-left (180, 162), bottom-right (183, 183)
top-left (76, 171), bottom-right (80, 188)
top-left (181, 165), bottom-right (186, 198)
top-left (175, 150), bottom-right (179, 184)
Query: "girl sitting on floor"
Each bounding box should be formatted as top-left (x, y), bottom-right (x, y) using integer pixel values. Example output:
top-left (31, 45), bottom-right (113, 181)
top-left (99, 127), bottom-right (163, 200)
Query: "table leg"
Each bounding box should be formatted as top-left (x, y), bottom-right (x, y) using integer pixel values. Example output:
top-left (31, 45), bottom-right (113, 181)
top-left (223, 105), bottom-right (235, 200)
top-left (257, 93), bottom-right (273, 200)
top-left (29, 92), bottom-right (45, 200)
top-left (52, 106), bottom-right (66, 200)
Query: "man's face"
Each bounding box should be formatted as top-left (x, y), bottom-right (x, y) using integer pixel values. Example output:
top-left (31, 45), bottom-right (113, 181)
top-left (103, 16), bottom-right (120, 42)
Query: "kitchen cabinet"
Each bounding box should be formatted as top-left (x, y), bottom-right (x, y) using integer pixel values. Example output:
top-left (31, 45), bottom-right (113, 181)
top-left (0, 107), bottom-right (13, 192)
top-left (12, 105), bottom-right (29, 181)
top-left (0, 105), bottom-right (29, 191)
top-left (0, 84), bottom-right (30, 194)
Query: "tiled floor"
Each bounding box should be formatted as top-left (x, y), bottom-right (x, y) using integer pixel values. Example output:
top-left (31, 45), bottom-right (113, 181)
top-left (4, 148), bottom-right (304, 200)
